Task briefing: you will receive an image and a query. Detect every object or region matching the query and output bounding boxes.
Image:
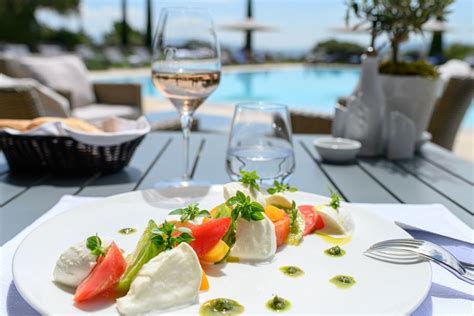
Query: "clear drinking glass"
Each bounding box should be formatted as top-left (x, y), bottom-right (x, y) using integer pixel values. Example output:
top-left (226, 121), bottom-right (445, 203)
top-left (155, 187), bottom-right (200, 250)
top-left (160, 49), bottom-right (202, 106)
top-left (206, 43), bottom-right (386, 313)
top-left (226, 102), bottom-right (295, 186)
top-left (152, 8), bottom-right (221, 187)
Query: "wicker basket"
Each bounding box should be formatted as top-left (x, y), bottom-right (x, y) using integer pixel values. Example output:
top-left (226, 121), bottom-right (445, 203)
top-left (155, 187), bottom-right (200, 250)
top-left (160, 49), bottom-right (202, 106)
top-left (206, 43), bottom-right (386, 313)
top-left (0, 133), bottom-right (145, 174)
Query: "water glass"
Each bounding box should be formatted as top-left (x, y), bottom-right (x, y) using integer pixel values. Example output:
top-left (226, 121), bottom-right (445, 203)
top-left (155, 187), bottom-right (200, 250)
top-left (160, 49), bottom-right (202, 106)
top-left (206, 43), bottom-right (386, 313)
top-left (226, 102), bottom-right (295, 185)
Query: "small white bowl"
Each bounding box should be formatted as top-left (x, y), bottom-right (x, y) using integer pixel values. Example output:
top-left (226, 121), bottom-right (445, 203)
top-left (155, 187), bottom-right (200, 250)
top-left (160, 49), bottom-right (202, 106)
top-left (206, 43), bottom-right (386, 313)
top-left (314, 137), bottom-right (361, 163)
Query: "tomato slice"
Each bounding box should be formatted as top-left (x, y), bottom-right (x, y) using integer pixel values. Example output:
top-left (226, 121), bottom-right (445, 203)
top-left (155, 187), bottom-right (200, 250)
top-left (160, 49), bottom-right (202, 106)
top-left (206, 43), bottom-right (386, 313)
top-left (273, 215), bottom-right (290, 247)
top-left (299, 205), bottom-right (325, 234)
top-left (74, 242), bottom-right (127, 303)
top-left (299, 205), bottom-right (318, 235)
top-left (189, 217), bottom-right (231, 257)
top-left (314, 213), bottom-right (325, 230)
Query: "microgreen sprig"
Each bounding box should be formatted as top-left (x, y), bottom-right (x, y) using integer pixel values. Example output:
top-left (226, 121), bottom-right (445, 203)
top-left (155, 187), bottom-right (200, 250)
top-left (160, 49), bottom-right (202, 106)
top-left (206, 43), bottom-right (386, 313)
top-left (150, 221), bottom-right (194, 251)
top-left (168, 203), bottom-right (211, 222)
top-left (285, 201), bottom-right (300, 233)
top-left (266, 180), bottom-right (298, 195)
top-left (86, 234), bottom-right (106, 257)
top-left (239, 170), bottom-right (260, 191)
top-left (329, 188), bottom-right (342, 211)
top-left (226, 190), bottom-right (265, 222)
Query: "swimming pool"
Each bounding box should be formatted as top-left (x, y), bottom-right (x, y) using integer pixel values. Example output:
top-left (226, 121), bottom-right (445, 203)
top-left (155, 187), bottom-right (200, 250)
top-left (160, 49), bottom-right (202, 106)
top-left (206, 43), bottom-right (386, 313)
top-left (107, 66), bottom-right (473, 128)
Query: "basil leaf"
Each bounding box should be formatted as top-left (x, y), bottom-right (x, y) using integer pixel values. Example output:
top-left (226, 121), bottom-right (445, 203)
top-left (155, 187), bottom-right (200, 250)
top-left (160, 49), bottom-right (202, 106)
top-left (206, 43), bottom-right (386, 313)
top-left (198, 210), bottom-right (211, 217)
top-left (169, 208), bottom-right (184, 215)
top-left (86, 234), bottom-right (105, 256)
top-left (177, 226), bottom-right (192, 234)
top-left (329, 188), bottom-right (341, 211)
top-left (266, 180), bottom-right (298, 195)
top-left (169, 203), bottom-right (209, 222)
top-left (227, 197), bottom-right (238, 206)
top-left (239, 170), bottom-right (261, 191)
top-left (251, 212), bottom-right (265, 221)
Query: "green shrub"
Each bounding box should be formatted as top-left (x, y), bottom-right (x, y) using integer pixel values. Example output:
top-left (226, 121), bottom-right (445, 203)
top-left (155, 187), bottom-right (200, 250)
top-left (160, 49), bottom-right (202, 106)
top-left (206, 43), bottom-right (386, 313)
top-left (445, 43), bottom-right (474, 60)
top-left (379, 60), bottom-right (439, 78)
top-left (42, 27), bottom-right (90, 50)
top-left (312, 39), bottom-right (365, 56)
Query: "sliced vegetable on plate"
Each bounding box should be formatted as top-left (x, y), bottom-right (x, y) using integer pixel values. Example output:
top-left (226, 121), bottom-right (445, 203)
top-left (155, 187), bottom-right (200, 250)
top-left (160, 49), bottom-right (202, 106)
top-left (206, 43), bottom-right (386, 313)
top-left (115, 220), bottom-right (161, 295)
top-left (75, 241), bottom-right (126, 303)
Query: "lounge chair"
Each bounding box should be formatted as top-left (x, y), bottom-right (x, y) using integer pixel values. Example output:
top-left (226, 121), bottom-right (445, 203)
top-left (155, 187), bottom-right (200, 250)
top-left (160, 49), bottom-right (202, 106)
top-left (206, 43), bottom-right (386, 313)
top-left (0, 55), bottom-right (142, 121)
top-left (0, 43), bottom-right (30, 57)
top-left (75, 45), bottom-right (96, 61)
top-left (128, 46), bottom-right (150, 66)
top-left (37, 44), bottom-right (65, 56)
top-left (103, 47), bottom-right (126, 65)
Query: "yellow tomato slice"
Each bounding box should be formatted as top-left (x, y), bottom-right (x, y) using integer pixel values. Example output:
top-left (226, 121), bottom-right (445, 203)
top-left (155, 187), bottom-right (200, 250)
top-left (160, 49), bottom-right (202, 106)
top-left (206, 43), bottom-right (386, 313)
top-left (200, 270), bottom-right (209, 291)
top-left (265, 205), bottom-right (286, 222)
top-left (201, 240), bottom-right (229, 263)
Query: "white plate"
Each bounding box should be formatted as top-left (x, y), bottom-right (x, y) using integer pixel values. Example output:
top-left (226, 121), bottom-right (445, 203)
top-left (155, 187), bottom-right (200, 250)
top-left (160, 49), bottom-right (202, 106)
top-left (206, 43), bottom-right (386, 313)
top-left (13, 186), bottom-right (431, 315)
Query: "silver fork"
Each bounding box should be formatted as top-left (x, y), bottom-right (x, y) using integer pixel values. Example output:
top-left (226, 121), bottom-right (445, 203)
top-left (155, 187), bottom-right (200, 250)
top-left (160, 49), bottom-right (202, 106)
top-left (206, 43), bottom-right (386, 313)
top-left (365, 239), bottom-right (474, 285)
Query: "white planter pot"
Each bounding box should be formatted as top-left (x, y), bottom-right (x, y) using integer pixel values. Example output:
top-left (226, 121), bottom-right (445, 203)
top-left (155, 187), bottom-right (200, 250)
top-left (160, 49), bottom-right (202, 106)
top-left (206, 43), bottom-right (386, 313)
top-left (379, 75), bottom-right (442, 141)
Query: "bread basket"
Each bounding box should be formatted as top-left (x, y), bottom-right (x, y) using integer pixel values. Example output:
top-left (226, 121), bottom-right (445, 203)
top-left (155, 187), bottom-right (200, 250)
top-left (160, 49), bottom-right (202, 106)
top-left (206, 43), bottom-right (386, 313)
top-left (0, 117), bottom-right (150, 174)
top-left (0, 133), bottom-right (145, 174)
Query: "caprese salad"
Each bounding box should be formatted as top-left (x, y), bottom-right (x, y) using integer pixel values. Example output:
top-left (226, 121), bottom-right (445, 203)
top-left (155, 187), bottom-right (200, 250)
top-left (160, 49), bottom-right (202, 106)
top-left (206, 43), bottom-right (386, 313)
top-left (52, 170), bottom-right (354, 314)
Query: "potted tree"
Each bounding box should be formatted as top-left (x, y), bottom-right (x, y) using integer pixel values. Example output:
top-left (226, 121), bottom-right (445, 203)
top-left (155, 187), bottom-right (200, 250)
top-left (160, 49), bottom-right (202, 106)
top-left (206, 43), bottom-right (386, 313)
top-left (346, 0), bottom-right (454, 142)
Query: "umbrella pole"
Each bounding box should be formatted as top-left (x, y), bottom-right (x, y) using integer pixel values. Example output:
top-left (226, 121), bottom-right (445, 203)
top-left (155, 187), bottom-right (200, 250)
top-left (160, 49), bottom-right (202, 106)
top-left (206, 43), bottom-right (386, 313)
top-left (245, 0), bottom-right (253, 61)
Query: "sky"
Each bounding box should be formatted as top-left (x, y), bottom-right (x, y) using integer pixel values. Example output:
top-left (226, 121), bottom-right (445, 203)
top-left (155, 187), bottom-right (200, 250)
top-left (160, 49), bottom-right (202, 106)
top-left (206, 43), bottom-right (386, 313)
top-left (37, 0), bottom-right (474, 53)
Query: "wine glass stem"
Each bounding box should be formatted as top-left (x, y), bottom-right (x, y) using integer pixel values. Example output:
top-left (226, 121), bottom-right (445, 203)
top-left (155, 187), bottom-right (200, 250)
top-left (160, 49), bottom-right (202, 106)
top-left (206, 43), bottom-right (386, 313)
top-left (180, 113), bottom-right (193, 181)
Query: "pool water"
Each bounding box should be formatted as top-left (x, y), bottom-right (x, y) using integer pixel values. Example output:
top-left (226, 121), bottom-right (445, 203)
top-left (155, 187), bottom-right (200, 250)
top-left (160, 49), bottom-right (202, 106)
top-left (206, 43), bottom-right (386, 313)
top-left (111, 66), bottom-right (473, 128)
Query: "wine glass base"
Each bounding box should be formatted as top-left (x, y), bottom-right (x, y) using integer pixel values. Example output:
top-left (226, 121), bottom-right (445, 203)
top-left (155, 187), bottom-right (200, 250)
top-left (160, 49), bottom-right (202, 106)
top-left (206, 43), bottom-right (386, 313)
top-left (153, 178), bottom-right (211, 189)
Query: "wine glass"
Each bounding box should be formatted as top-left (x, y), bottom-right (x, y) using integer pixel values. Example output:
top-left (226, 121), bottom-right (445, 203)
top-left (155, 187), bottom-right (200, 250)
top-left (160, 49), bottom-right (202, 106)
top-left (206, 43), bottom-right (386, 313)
top-left (152, 8), bottom-right (221, 187)
top-left (226, 102), bottom-right (295, 186)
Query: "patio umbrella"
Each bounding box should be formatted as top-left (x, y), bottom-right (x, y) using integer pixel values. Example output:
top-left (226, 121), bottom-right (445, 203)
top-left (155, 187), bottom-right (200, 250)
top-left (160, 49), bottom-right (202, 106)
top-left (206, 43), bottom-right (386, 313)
top-left (424, 19), bottom-right (452, 64)
top-left (328, 23), bottom-right (371, 35)
top-left (145, 0), bottom-right (152, 50)
top-left (220, 0), bottom-right (277, 57)
top-left (121, 0), bottom-right (128, 47)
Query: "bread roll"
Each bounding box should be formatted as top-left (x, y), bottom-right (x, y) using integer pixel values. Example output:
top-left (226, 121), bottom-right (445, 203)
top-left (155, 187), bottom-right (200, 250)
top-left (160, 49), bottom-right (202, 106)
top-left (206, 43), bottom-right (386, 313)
top-left (27, 117), bottom-right (102, 133)
top-left (0, 119), bottom-right (31, 131)
top-left (64, 118), bottom-right (103, 133)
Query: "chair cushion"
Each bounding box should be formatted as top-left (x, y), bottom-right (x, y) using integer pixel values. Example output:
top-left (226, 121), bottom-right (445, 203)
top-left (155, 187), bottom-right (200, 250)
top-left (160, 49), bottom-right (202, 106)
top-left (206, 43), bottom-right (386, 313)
top-left (8, 55), bottom-right (95, 108)
top-left (72, 104), bottom-right (141, 121)
top-left (0, 74), bottom-right (70, 117)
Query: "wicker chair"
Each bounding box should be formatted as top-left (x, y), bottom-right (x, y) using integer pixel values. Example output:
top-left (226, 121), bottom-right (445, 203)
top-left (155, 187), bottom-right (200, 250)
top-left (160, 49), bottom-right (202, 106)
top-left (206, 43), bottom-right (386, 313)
top-left (290, 110), bottom-right (333, 134)
top-left (428, 76), bottom-right (474, 150)
top-left (296, 76), bottom-right (473, 151)
top-left (0, 55), bottom-right (143, 121)
top-left (0, 86), bottom-right (43, 119)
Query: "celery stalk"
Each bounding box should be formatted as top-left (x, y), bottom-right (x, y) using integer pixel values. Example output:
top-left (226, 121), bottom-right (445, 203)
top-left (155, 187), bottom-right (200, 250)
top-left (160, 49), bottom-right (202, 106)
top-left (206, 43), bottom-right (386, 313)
top-left (116, 219), bottom-right (163, 295)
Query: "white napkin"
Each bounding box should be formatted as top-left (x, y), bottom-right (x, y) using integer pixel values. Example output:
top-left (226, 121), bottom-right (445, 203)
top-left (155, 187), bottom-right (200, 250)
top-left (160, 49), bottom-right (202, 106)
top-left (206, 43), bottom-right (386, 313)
top-left (0, 116), bottom-right (150, 146)
top-left (1, 197), bottom-right (472, 315)
top-left (354, 203), bottom-right (473, 315)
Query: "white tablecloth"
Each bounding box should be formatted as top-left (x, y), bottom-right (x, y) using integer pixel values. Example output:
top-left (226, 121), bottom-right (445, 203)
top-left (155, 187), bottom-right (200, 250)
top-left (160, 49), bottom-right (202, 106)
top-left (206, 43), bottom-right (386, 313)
top-left (1, 196), bottom-right (473, 315)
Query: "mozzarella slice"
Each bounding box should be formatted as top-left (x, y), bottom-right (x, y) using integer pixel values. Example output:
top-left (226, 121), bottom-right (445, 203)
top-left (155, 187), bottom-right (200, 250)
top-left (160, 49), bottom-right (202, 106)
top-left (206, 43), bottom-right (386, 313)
top-left (265, 193), bottom-right (293, 209)
top-left (223, 182), bottom-right (266, 207)
top-left (116, 243), bottom-right (201, 315)
top-left (314, 205), bottom-right (354, 237)
top-left (53, 238), bottom-right (112, 288)
top-left (230, 215), bottom-right (277, 261)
